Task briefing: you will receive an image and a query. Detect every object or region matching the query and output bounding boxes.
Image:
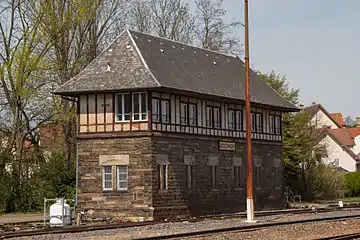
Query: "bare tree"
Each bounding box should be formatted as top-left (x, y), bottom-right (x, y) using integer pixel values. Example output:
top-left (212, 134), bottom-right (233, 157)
top-left (150, 0), bottom-right (195, 43)
top-left (195, 0), bottom-right (243, 54)
top-left (34, 0), bottom-right (127, 168)
top-left (0, 0), bottom-right (53, 211)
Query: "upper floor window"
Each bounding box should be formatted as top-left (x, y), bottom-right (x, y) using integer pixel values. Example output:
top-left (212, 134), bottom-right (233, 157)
top-left (275, 116), bottom-right (281, 135)
top-left (269, 114), bottom-right (281, 135)
top-left (115, 92), bottom-right (148, 122)
top-left (152, 99), bottom-right (160, 122)
top-left (180, 103), bottom-right (188, 125)
top-left (189, 104), bottom-right (197, 126)
top-left (229, 109), bottom-right (243, 130)
top-left (207, 106), bottom-right (220, 128)
top-left (251, 112), bottom-right (263, 133)
top-left (115, 93), bottom-right (131, 122)
top-left (181, 103), bottom-right (197, 126)
top-left (152, 99), bottom-right (170, 123)
top-left (133, 92), bottom-right (148, 121)
top-left (161, 100), bottom-right (170, 123)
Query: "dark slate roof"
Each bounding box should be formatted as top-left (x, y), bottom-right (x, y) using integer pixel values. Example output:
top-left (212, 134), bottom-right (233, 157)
top-left (54, 29), bottom-right (298, 111)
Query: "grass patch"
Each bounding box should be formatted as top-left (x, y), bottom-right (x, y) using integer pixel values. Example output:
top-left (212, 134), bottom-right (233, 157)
top-left (339, 197), bottom-right (360, 202)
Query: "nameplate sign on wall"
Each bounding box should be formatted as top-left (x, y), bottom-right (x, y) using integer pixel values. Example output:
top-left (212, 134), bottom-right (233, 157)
top-left (219, 141), bottom-right (235, 151)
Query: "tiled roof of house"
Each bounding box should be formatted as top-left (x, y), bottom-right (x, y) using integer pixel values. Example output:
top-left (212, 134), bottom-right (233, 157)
top-left (54, 30), bottom-right (298, 111)
top-left (328, 128), bottom-right (355, 146)
top-left (329, 113), bottom-right (347, 127)
top-left (321, 128), bottom-right (358, 160)
top-left (348, 128), bottom-right (360, 138)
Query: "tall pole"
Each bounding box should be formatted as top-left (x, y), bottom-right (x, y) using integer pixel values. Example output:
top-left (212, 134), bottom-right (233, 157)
top-left (244, 0), bottom-right (255, 222)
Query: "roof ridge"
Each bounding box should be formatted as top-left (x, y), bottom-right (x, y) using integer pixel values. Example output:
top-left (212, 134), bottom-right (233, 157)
top-left (128, 29), bottom-right (298, 111)
top-left (126, 30), bottom-right (161, 87)
top-left (128, 29), bottom-right (241, 60)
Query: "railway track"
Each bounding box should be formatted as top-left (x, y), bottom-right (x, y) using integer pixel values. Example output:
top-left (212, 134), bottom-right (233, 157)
top-left (132, 214), bottom-right (360, 240)
top-left (2, 207), bottom-right (360, 239)
top-left (314, 232), bottom-right (360, 240)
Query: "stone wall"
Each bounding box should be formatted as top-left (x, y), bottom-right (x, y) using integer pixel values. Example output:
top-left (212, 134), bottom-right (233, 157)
top-left (77, 136), bottom-right (154, 221)
top-left (152, 133), bottom-right (284, 219)
top-left (77, 133), bottom-right (284, 221)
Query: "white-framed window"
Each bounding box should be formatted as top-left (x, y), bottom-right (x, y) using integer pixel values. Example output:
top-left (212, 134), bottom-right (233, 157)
top-left (161, 100), bottom-right (170, 123)
top-left (102, 166), bottom-right (113, 191)
top-left (133, 92), bottom-right (148, 121)
top-left (214, 107), bottom-right (220, 128)
top-left (251, 112), bottom-right (256, 132)
top-left (233, 166), bottom-right (241, 188)
top-left (236, 110), bottom-right (243, 130)
top-left (115, 93), bottom-right (131, 122)
top-left (228, 110), bottom-right (235, 130)
top-left (152, 99), bottom-right (160, 122)
top-left (229, 109), bottom-right (243, 131)
top-left (180, 103), bottom-right (188, 125)
top-left (275, 116), bottom-right (281, 135)
top-left (189, 104), bottom-right (197, 126)
top-left (251, 112), bottom-right (263, 133)
top-left (206, 106), bottom-right (213, 128)
top-left (256, 113), bottom-right (263, 132)
top-left (116, 165), bottom-right (128, 191)
top-left (269, 115), bottom-right (275, 134)
top-left (158, 165), bottom-right (167, 190)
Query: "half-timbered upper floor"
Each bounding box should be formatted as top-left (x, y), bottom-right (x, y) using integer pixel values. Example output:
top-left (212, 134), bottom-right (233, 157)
top-left (78, 90), bottom-right (283, 141)
top-left (54, 29), bottom-right (298, 142)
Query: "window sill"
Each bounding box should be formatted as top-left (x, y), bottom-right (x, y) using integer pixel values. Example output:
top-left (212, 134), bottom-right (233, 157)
top-left (114, 120), bottom-right (130, 123)
top-left (211, 189), bottom-right (219, 192)
top-left (102, 190), bottom-right (128, 195)
top-left (233, 188), bottom-right (244, 191)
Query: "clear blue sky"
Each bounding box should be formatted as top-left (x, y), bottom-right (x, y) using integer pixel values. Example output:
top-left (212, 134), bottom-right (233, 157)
top-left (188, 0), bottom-right (360, 119)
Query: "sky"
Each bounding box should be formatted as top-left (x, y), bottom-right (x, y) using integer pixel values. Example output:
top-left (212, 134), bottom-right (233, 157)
top-left (188, 0), bottom-right (360, 119)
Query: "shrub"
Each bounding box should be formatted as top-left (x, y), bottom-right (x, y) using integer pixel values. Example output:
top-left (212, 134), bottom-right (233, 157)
top-left (344, 171), bottom-right (360, 197)
top-left (306, 164), bottom-right (345, 200)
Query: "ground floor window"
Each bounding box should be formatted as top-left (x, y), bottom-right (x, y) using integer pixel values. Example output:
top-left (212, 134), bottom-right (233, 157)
top-left (117, 165), bottom-right (128, 191)
top-left (186, 165), bottom-right (195, 189)
top-left (158, 165), bottom-right (168, 190)
top-left (102, 166), bottom-right (113, 191)
top-left (254, 166), bottom-right (261, 187)
top-left (233, 166), bottom-right (241, 188)
top-left (210, 165), bottom-right (218, 189)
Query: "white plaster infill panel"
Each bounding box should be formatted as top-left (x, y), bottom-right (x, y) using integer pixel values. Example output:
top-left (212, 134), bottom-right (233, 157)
top-left (156, 154), bottom-right (169, 165)
top-left (233, 157), bottom-right (242, 166)
top-left (208, 156), bottom-right (219, 166)
top-left (184, 155), bottom-right (195, 165)
top-left (99, 155), bottom-right (129, 166)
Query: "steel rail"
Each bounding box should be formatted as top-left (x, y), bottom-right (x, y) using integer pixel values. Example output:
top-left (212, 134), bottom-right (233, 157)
top-left (133, 214), bottom-right (360, 240)
top-left (314, 232), bottom-right (360, 240)
top-left (2, 208), bottom-right (360, 239)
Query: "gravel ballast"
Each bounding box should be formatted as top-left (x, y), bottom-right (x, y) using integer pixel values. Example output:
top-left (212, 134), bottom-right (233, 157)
top-left (12, 209), bottom-right (360, 240)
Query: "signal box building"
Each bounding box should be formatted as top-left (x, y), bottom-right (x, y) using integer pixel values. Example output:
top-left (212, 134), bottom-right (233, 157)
top-left (54, 30), bottom-right (298, 221)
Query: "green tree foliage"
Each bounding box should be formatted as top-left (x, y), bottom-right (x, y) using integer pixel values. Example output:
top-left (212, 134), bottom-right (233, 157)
top-left (344, 171), bottom-right (360, 197)
top-left (0, 150), bottom-right (74, 213)
top-left (258, 71), bottom-right (341, 201)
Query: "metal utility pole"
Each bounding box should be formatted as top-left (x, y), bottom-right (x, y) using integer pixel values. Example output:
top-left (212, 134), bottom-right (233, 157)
top-left (244, 0), bottom-right (255, 222)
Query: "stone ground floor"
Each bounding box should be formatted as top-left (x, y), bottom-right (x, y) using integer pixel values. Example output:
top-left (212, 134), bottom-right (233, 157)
top-left (77, 133), bottom-right (284, 221)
